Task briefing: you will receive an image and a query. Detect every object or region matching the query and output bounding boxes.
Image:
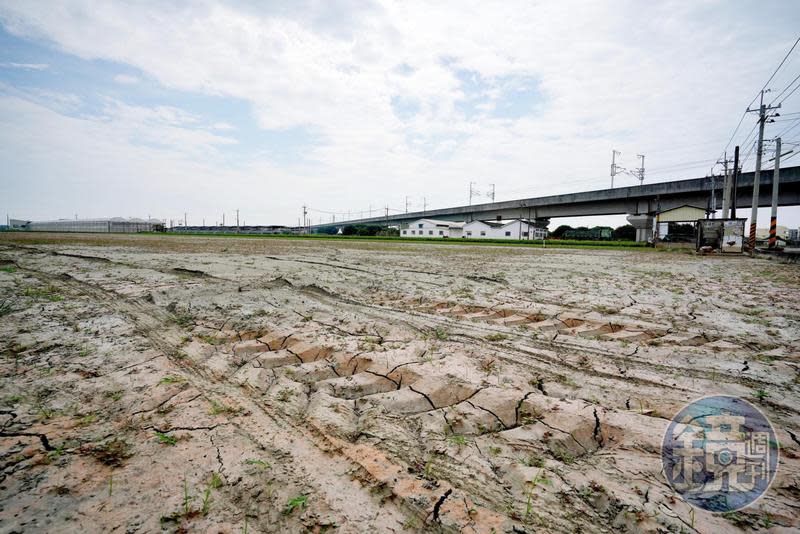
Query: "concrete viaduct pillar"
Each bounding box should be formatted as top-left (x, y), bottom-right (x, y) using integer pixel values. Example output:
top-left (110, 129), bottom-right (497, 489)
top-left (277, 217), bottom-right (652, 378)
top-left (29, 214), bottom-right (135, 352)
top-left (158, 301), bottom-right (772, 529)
top-left (626, 214), bottom-right (653, 242)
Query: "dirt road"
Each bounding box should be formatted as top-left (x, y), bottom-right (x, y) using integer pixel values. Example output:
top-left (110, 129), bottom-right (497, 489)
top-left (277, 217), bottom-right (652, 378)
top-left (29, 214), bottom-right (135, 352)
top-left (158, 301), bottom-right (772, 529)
top-left (1, 233), bottom-right (798, 533)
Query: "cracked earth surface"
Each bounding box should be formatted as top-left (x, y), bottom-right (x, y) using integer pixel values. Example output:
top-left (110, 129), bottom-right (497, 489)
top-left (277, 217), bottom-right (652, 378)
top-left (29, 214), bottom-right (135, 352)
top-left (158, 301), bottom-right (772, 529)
top-left (0, 232), bottom-right (799, 533)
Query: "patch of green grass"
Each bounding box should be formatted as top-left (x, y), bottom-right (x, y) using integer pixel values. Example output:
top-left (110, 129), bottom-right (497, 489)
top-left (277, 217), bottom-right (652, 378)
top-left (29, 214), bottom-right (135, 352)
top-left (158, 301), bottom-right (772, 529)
top-left (283, 494), bottom-right (308, 515)
top-left (447, 434), bottom-right (469, 447)
top-left (209, 472), bottom-right (223, 489)
top-left (153, 231), bottom-right (650, 250)
top-left (76, 413), bottom-right (98, 427)
top-left (245, 458), bottom-right (270, 469)
top-left (275, 388), bottom-right (295, 402)
top-left (22, 285), bottom-right (63, 302)
top-left (754, 389), bottom-right (769, 401)
top-left (104, 390), bottom-right (124, 402)
top-left (208, 399), bottom-right (240, 415)
top-left (3, 394), bottom-right (22, 405)
top-left (432, 327), bottom-right (449, 341)
top-left (171, 312), bottom-right (194, 327)
top-left (521, 454), bottom-right (545, 468)
top-left (159, 375), bottom-right (185, 385)
top-left (485, 333), bottom-right (508, 342)
top-left (198, 334), bottom-right (223, 345)
top-left (550, 447), bottom-right (575, 465)
top-left (91, 439), bottom-right (132, 467)
top-left (155, 432), bottom-right (177, 446)
top-left (0, 265), bottom-right (16, 273)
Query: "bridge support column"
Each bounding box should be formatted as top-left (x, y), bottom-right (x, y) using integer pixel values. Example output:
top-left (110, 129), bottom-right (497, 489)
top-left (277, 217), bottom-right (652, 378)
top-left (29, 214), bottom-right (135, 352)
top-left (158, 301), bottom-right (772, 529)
top-left (626, 214), bottom-right (653, 242)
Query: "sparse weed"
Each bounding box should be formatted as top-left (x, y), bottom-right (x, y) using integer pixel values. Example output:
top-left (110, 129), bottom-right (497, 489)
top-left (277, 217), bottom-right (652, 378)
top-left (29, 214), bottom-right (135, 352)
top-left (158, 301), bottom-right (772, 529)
top-left (447, 434), bottom-right (469, 447)
top-left (521, 454), bottom-right (545, 468)
top-left (76, 413), bottom-right (98, 426)
top-left (23, 285), bottom-right (63, 302)
top-left (91, 439), bottom-right (132, 467)
top-left (433, 327), bottom-right (449, 341)
top-left (550, 447), bottom-right (575, 464)
top-left (283, 494), bottom-right (308, 515)
top-left (172, 312), bottom-right (194, 327)
top-left (155, 432), bottom-right (177, 446)
top-left (485, 333), bottom-right (507, 342)
top-left (105, 390), bottom-right (124, 402)
top-left (198, 334), bottom-right (223, 345)
top-left (159, 375), bottom-right (185, 386)
top-left (754, 389), bottom-right (769, 401)
top-left (209, 399), bottom-right (240, 415)
top-left (275, 388), bottom-right (295, 402)
top-left (3, 394), bottom-right (22, 405)
top-left (479, 357), bottom-right (499, 374)
top-left (245, 458), bottom-right (270, 469)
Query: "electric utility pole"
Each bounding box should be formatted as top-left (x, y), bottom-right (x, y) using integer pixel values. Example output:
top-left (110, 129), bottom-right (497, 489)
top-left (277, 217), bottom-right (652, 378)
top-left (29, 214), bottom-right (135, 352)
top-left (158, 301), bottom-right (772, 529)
top-left (488, 184), bottom-right (496, 202)
top-left (746, 90), bottom-right (781, 250)
top-left (184, 213), bottom-right (187, 227)
top-left (718, 152), bottom-right (732, 217)
top-left (236, 209), bottom-right (240, 228)
top-left (405, 196), bottom-right (409, 213)
top-left (769, 138), bottom-right (783, 248)
top-left (610, 149), bottom-right (621, 188)
top-left (302, 205), bottom-right (307, 234)
top-left (731, 146), bottom-right (740, 218)
top-left (469, 182), bottom-right (478, 205)
top-left (423, 197), bottom-right (427, 215)
top-left (635, 154), bottom-right (645, 186)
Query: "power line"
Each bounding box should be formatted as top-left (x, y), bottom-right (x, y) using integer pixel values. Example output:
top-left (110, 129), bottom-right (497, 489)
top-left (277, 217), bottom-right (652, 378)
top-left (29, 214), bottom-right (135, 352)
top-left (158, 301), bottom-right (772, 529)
top-left (768, 72), bottom-right (800, 106)
top-left (716, 36), bottom-right (800, 163)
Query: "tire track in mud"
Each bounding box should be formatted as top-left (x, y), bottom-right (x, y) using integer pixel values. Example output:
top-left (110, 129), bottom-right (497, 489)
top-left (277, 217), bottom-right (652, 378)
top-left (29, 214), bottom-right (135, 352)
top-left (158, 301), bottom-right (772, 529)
top-left (3, 251), bottom-right (559, 530)
top-left (287, 283), bottom-right (794, 407)
top-left (6, 260), bottom-right (415, 531)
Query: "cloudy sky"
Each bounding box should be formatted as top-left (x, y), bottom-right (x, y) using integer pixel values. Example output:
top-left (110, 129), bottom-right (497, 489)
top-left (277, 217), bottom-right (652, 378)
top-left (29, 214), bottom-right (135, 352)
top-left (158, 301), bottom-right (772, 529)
top-left (1, 0), bottom-right (799, 229)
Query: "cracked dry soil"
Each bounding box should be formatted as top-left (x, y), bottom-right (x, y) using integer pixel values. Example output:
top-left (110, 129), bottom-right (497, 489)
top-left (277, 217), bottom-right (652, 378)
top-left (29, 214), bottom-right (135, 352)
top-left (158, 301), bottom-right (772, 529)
top-left (0, 232), bottom-right (799, 533)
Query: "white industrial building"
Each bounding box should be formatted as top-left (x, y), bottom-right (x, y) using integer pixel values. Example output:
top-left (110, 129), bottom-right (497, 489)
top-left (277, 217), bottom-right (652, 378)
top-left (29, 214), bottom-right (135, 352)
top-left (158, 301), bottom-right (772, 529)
top-left (400, 219), bottom-right (464, 238)
top-left (463, 219), bottom-right (547, 240)
top-left (9, 217), bottom-right (165, 233)
top-left (401, 218), bottom-right (546, 240)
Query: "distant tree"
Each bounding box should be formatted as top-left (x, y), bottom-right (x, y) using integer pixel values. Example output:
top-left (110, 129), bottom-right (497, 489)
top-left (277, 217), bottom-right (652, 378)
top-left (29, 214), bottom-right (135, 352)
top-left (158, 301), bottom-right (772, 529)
top-left (551, 224), bottom-right (573, 238)
top-left (377, 227), bottom-right (399, 237)
top-left (575, 226), bottom-right (589, 232)
top-left (341, 225), bottom-right (358, 235)
top-left (317, 225), bottom-right (339, 235)
top-left (612, 225), bottom-right (636, 241)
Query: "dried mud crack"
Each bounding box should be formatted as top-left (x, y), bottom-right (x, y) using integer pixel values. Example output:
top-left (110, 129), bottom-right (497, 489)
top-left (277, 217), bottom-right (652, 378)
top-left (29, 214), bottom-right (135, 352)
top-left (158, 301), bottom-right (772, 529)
top-left (1, 233), bottom-right (799, 533)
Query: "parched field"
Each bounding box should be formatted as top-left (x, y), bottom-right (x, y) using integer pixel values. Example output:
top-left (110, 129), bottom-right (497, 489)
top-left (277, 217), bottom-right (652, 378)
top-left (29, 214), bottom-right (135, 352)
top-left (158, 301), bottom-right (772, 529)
top-left (0, 232), bottom-right (798, 533)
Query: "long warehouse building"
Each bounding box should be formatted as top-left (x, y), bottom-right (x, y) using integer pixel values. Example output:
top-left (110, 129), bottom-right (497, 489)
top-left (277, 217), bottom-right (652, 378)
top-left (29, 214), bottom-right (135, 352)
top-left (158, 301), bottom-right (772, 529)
top-left (8, 217), bottom-right (165, 233)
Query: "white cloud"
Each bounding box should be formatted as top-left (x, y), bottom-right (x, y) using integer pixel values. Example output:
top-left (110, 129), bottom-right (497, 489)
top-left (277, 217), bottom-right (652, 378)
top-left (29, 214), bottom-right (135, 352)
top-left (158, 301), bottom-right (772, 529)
top-left (0, 62), bottom-right (48, 70)
top-left (1, 0), bottom-right (799, 227)
top-left (113, 73), bottom-right (139, 84)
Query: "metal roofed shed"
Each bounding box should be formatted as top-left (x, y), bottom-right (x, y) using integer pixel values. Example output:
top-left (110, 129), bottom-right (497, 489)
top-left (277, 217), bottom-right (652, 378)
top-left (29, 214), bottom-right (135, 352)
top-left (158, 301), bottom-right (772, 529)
top-left (654, 205), bottom-right (711, 248)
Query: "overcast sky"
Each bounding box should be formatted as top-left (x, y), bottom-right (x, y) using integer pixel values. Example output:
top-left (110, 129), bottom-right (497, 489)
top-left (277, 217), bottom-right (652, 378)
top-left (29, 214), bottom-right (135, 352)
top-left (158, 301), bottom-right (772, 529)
top-left (1, 1), bottom-right (799, 229)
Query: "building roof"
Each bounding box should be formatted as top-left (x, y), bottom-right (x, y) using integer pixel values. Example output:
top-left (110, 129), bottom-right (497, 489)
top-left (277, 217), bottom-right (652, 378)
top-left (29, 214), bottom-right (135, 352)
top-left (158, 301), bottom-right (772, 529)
top-left (408, 218), bottom-right (464, 228)
top-left (656, 205), bottom-right (710, 223)
top-left (465, 219), bottom-right (538, 229)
